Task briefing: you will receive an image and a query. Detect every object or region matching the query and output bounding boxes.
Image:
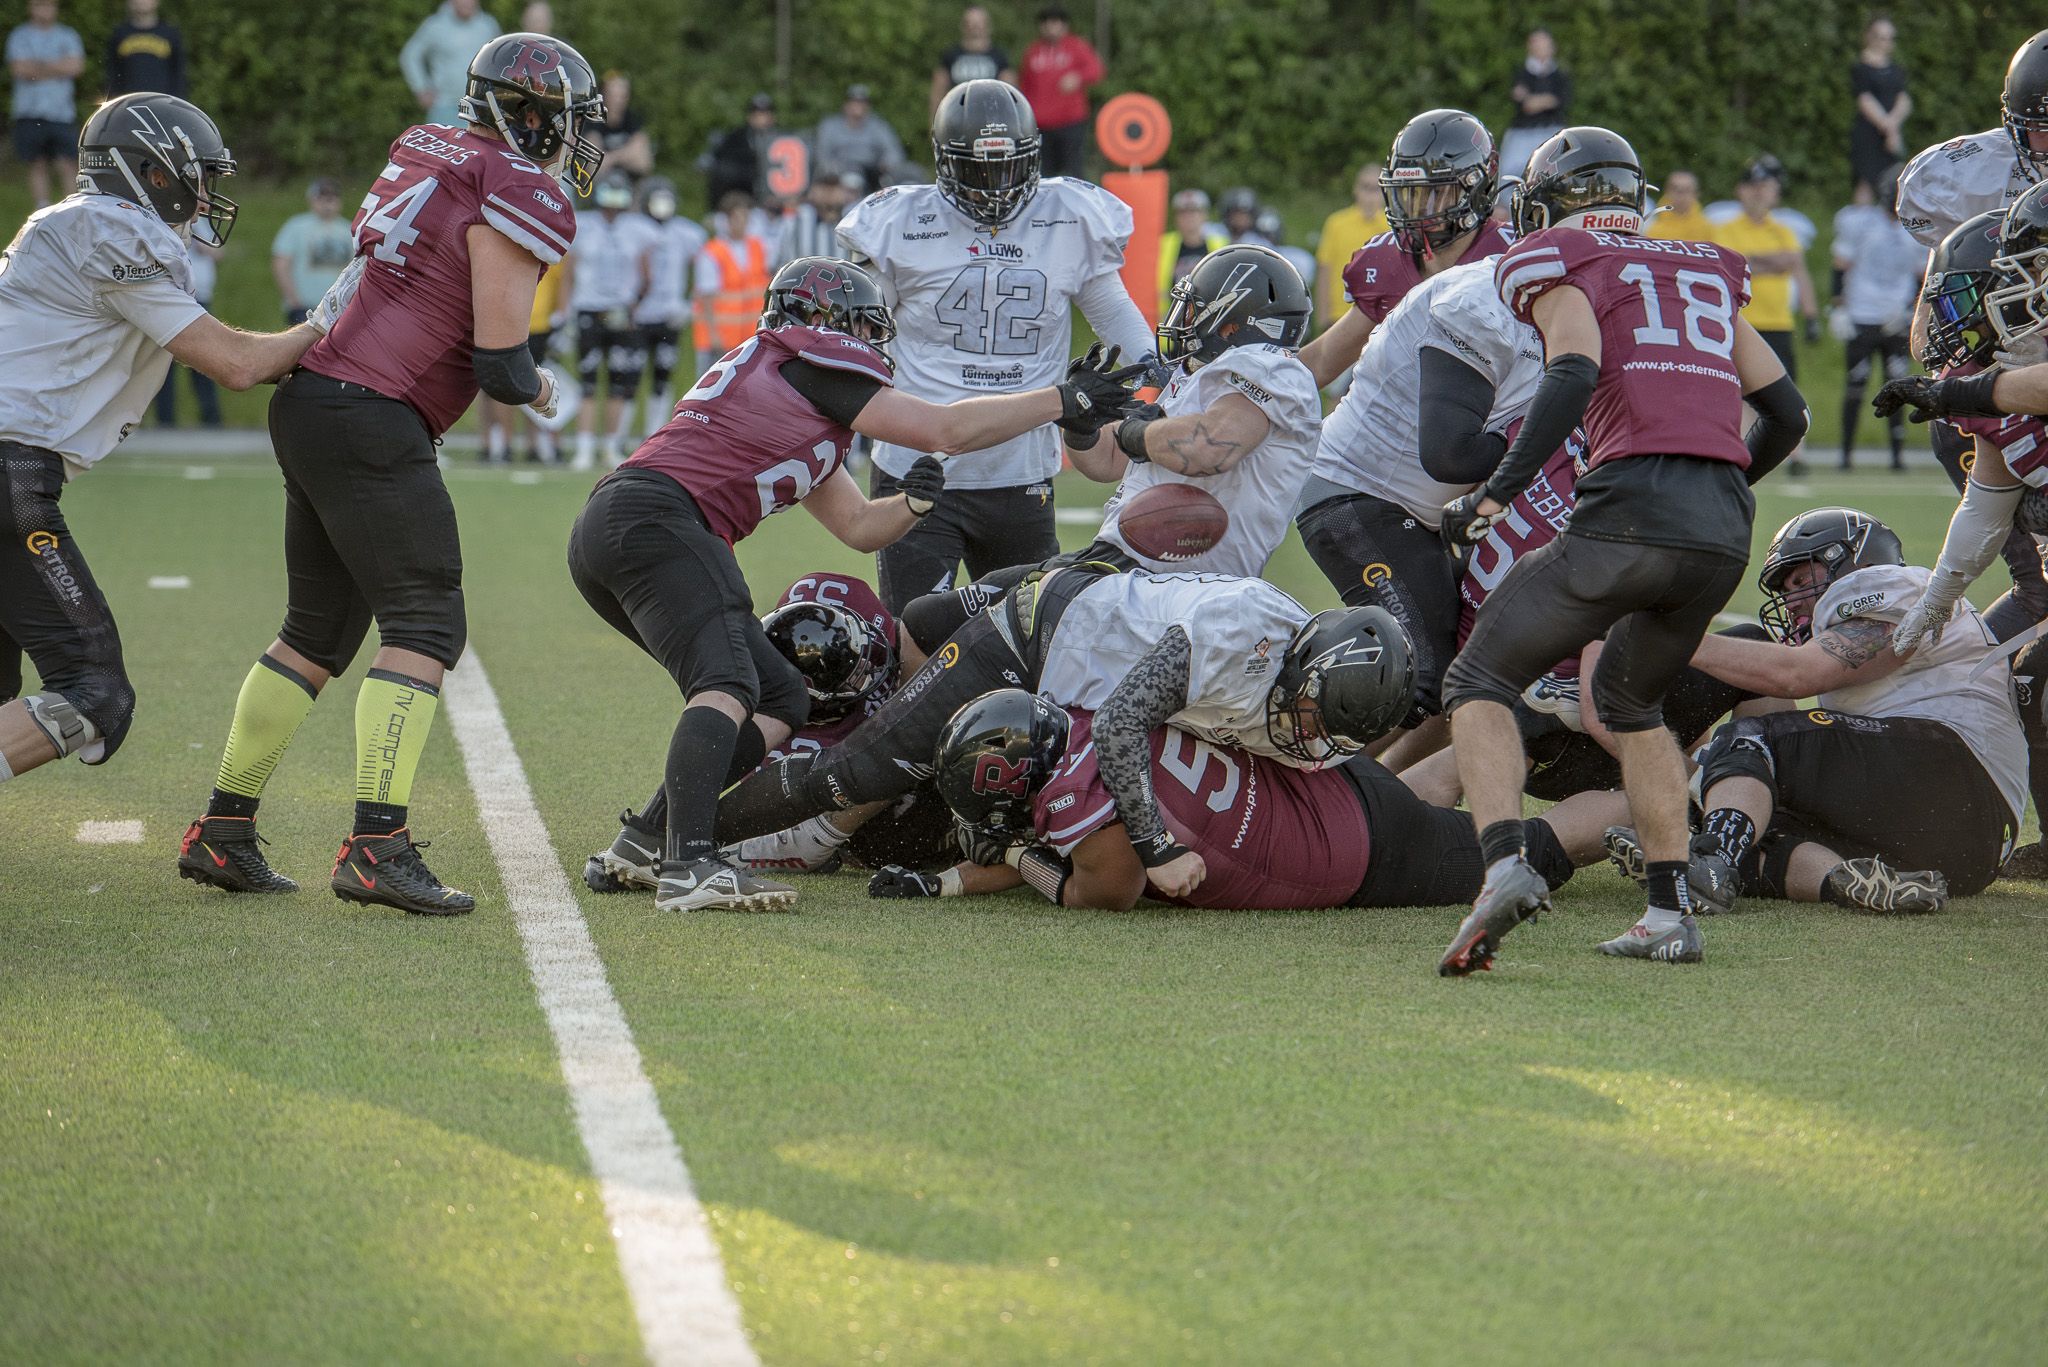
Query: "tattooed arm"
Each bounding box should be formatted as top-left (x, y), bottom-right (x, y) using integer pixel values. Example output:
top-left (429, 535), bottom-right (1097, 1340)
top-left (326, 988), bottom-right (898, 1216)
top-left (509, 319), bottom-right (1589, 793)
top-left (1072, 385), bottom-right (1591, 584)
top-left (1109, 389), bottom-right (1272, 477)
top-left (1690, 615), bottom-right (1910, 699)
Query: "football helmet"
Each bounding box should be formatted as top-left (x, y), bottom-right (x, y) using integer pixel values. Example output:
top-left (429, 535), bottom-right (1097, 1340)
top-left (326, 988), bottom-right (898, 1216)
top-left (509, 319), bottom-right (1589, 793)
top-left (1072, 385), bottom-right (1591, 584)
top-left (1266, 606), bottom-right (1415, 763)
top-left (762, 599), bottom-right (896, 722)
top-left (1988, 182), bottom-right (2048, 353)
top-left (1510, 126), bottom-right (1653, 238)
top-left (1158, 244), bottom-right (1311, 366)
top-left (638, 174), bottom-right (679, 222)
top-left (932, 79), bottom-right (1041, 228)
top-left (458, 32), bottom-right (606, 195)
top-left (591, 168), bottom-right (634, 211)
top-left (1380, 108), bottom-right (1499, 258)
top-left (2003, 29), bottom-right (2048, 178)
top-left (77, 93), bottom-right (238, 244)
top-left (762, 256), bottom-right (897, 347)
top-left (931, 689), bottom-right (1072, 831)
top-left (1756, 508), bottom-right (1905, 645)
top-left (1920, 211), bottom-right (2009, 368)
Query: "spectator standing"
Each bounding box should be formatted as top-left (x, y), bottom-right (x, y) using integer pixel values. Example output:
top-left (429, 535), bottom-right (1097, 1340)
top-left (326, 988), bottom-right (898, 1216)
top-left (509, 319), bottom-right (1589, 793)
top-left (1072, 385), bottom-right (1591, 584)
top-left (693, 189), bottom-right (772, 376)
top-left (1714, 154), bottom-right (1819, 473)
top-left (815, 83), bottom-right (904, 192)
top-left (931, 6), bottom-right (1015, 116)
top-left (564, 170), bottom-right (656, 471)
top-left (705, 92), bottom-right (779, 206)
top-left (104, 0), bottom-right (184, 98)
top-left (1314, 165), bottom-right (1388, 325)
top-left (270, 177), bottom-right (353, 325)
top-left (634, 175), bottom-right (707, 441)
top-left (398, 0), bottom-right (501, 129)
top-left (520, 1), bottom-right (552, 32)
top-left (1832, 166), bottom-right (1922, 470)
top-left (154, 241), bottom-right (220, 428)
top-left (7, 0), bottom-right (82, 209)
top-left (1019, 4), bottom-right (1101, 181)
top-left (1647, 168), bottom-right (1713, 240)
top-left (597, 71), bottom-right (652, 183)
top-left (1499, 28), bottom-right (1570, 181)
top-left (1850, 13), bottom-right (1910, 199)
top-left (1157, 187), bottom-right (1227, 316)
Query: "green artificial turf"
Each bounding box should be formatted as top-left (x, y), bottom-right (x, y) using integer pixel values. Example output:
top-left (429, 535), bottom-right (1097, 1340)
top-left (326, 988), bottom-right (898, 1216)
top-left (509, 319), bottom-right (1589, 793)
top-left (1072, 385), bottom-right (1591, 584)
top-left (4, 453), bottom-right (2046, 1364)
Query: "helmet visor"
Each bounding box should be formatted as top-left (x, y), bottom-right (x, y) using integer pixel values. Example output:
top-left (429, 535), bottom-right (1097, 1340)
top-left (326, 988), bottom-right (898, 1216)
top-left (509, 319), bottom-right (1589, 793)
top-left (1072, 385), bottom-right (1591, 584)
top-left (1384, 179), bottom-right (1465, 226)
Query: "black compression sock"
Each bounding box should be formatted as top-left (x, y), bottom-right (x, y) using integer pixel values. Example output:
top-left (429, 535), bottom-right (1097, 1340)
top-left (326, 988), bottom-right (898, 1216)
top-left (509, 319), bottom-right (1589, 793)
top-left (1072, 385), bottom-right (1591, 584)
top-left (206, 788), bottom-right (259, 821)
top-left (634, 785), bottom-right (667, 834)
top-left (1699, 808), bottom-right (1758, 866)
top-left (1479, 819), bottom-right (1526, 867)
top-left (664, 707), bottom-right (740, 866)
top-left (723, 720), bottom-right (769, 787)
top-left (353, 800), bottom-right (407, 836)
top-left (1646, 860), bottom-right (1692, 915)
top-left (712, 754), bottom-right (822, 846)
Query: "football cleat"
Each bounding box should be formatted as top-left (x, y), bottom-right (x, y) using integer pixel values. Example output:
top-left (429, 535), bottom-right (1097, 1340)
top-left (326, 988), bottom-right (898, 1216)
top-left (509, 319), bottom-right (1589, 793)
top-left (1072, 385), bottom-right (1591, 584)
top-left (1437, 855), bottom-right (1552, 976)
top-left (1522, 672), bottom-right (1586, 731)
top-left (1597, 913), bottom-right (1704, 963)
top-left (331, 828), bottom-right (474, 916)
top-left (1603, 825), bottom-right (1648, 887)
top-left (719, 814), bottom-right (849, 875)
top-left (653, 857), bottom-right (797, 913)
top-left (1998, 840), bottom-right (2048, 881)
top-left (177, 815), bottom-right (298, 893)
top-left (1825, 857), bottom-right (1948, 914)
top-left (1603, 826), bottom-right (1737, 915)
top-left (584, 809), bottom-right (661, 893)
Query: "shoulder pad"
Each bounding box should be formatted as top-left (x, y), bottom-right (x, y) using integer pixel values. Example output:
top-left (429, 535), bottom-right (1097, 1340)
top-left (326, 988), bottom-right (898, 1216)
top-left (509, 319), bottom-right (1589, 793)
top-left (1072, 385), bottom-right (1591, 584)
top-left (1815, 563), bottom-right (1921, 626)
top-left (788, 325), bottom-right (897, 385)
top-left (80, 199), bottom-right (191, 291)
top-left (482, 161), bottom-right (577, 264)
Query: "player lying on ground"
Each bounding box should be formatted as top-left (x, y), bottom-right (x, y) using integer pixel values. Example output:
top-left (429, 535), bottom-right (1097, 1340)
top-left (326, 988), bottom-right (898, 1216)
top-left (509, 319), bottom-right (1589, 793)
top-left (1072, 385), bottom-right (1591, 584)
top-left (0, 94), bottom-right (330, 793)
top-left (177, 33), bottom-right (598, 914)
top-left (1608, 508), bottom-right (2025, 915)
top-left (868, 689), bottom-right (1632, 912)
top-left (717, 569), bottom-right (1414, 902)
top-left (567, 256), bottom-right (1143, 913)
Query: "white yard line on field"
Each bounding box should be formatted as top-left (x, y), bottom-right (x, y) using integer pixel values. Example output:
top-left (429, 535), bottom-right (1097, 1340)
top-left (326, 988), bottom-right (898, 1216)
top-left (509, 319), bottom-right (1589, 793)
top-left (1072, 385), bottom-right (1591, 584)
top-left (442, 653), bottom-right (758, 1367)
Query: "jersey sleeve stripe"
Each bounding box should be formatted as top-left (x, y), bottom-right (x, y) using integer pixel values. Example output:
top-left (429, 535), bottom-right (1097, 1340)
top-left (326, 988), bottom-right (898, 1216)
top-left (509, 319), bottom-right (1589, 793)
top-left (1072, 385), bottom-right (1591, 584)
top-left (482, 206), bottom-right (566, 265)
top-left (798, 347), bottom-right (894, 382)
top-left (1498, 254), bottom-right (1566, 302)
top-left (1048, 799), bottom-right (1118, 852)
top-left (485, 195), bottom-right (572, 254)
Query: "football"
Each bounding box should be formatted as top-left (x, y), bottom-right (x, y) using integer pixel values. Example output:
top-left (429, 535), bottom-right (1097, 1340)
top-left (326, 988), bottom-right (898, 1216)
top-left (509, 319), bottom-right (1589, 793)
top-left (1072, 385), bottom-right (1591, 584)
top-left (1117, 482), bottom-right (1231, 562)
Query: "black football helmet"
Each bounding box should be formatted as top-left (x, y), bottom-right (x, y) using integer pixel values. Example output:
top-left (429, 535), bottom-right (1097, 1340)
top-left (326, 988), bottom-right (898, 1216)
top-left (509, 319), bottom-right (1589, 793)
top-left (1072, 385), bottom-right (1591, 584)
top-left (77, 93), bottom-right (238, 244)
top-left (459, 32), bottom-right (606, 195)
top-left (1920, 211), bottom-right (2009, 368)
top-left (1756, 508), bottom-right (1905, 645)
top-left (932, 79), bottom-right (1041, 228)
top-left (762, 600), bottom-right (896, 722)
top-left (762, 256), bottom-right (897, 347)
top-left (1989, 183), bottom-right (2048, 353)
top-left (1510, 126), bottom-right (1654, 238)
top-left (1380, 108), bottom-right (1499, 259)
top-left (1158, 244), bottom-right (1311, 365)
top-left (2003, 29), bottom-right (2048, 178)
top-left (638, 174), bottom-right (680, 222)
top-left (931, 689), bottom-right (1072, 831)
top-left (1266, 606), bottom-right (1415, 763)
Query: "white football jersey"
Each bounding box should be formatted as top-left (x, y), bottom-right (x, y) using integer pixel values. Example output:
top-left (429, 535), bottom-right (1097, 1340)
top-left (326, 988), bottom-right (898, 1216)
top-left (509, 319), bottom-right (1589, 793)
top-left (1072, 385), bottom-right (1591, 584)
top-left (569, 210), bottom-right (656, 314)
top-left (1038, 571), bottom-right (1312, 765)
top-left (0, 192), bottom-right (206, 478)
top-left (1310, 257), bottom-right (1542, 527)
top-left (1814, 563), bottom-right (2026, 824)
top-left (1097, 344), bottom-right (1320, 577)
top-left (837, 177), bottom-right (1134, 488)
top-left (1896, 129), bottom-right (2032, 249)
top-left (636, 215), bottom-right (709, 326)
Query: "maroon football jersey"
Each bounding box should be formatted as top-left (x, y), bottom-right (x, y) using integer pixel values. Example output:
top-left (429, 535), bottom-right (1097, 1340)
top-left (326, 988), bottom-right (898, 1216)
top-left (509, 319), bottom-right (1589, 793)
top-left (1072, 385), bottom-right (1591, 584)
top-left (1033, 712), bottom-right (1372, 910)
top-left (1458, 433), bottom-right (1583, 647)
top-left (756, 571), bottom-right (900, 764)
top-left (623, 325), bottom-right (895, 543)
top-left (1495, 228), bottom-right (1753, 470)
top-left (1341, 221), bottom-right (1512, 325)
top-left (306, 125), bottom-right (579, 436)
top-left (1941, 361), bottom-right (2048, 485)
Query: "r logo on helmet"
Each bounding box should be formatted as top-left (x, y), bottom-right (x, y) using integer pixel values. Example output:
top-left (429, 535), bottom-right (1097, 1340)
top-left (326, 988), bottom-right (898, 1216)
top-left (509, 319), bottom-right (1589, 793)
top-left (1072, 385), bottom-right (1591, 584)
top-left (504, 44), bottom-right (561, 91)
top-left (972, 754), bottom-right (1031, 796)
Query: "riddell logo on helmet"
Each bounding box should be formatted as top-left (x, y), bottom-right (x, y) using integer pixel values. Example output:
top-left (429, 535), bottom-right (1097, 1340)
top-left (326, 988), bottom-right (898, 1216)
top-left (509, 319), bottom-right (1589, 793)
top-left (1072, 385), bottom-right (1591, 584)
top-left (1386, 166), bottom-right (1427, 181)
top-left (973, 136), bottom-right (1016, 158)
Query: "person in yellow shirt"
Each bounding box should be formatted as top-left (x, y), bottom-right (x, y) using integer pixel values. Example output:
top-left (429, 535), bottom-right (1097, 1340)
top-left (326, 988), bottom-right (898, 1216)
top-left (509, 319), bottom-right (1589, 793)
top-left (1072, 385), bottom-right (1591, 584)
top-left (1157, 187), bottom-right (1229, 318)
top-left (1647, 168), bottom-right (1713, 241)
top-left (1713, 154), bottom-right (1819, 472)
top-left (1314, 164), bottom-right (1389, 325)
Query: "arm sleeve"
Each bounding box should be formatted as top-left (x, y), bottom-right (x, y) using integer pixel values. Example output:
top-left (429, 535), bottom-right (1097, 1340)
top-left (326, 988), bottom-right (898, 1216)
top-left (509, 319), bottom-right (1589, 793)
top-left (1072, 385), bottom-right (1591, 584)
top-left (1933, 477), bottom-right (2027, 584)
top-left (778, 357), bottom-right (886, 427)
top-left (473, 341), bottom-right (544, 405)
top-left (1075, 271), bottom-right (1155, 362)
top-left (1092, 627), bottom-right (1193, 853)
top-left (1483, 353), bottom-right (1599, 504)
top-left (1417, 344), bottom-right (1508, 485)
top-left (1741, 373), bottom-right (1810, 484)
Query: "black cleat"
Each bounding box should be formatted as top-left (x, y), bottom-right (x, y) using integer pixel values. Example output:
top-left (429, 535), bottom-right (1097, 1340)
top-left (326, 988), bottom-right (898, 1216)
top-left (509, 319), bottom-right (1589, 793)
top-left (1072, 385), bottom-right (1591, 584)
top-left (1825, 857), bottom-right (1947, 914)
top-left (584, 809), bottom-right (661, 893)
top-left (1438, 855), bottom-right (1551, 976)
top-left (331, 828), bottom-right (474, 916)
top-left (177, 815), bottom-right (299, 893)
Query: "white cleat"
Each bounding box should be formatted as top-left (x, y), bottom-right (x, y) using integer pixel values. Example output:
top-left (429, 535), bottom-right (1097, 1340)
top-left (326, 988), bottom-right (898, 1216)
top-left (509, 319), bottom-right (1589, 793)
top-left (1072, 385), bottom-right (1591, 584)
top-left (1597, 913), bottom-right (1704, 963)
top-left (654, 857), bottom-right (798, 913)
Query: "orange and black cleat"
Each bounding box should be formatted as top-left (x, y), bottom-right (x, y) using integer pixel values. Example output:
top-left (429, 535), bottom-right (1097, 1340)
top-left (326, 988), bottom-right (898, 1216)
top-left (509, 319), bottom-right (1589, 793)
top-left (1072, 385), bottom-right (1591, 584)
top-left (331, 828), bottom-right (474, 916)
top-left (177, 815), bottom-right (299, 893)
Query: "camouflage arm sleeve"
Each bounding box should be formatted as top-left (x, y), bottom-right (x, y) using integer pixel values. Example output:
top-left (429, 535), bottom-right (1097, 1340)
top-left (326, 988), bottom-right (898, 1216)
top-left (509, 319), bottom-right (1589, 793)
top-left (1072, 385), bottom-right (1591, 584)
top-left (1093, 626), bottom-right (1192, 853)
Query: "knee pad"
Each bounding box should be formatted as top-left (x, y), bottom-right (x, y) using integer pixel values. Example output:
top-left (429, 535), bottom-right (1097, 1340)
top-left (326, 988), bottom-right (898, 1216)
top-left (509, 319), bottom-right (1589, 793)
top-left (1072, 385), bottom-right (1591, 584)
top-left (901, 583), bottom-right (993, 656)
top-left (1697, 719), bottom-right (1776, 795)
top-left (23, 686), bottom-right (127, 764)
top-left (1750, 831), bottom-right (1799, 900)
top-left (1522, 817), bottom-right (1577, 892)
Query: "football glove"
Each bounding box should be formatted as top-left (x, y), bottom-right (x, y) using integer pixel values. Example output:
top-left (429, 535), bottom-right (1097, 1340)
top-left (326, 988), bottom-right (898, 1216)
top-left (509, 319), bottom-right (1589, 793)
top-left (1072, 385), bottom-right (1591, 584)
top-left (1439, 489), bottom-right (1510, 554)
top-left (1892, 571), bottom-right (1968, 656)
top-left (1056, 343), bottom-right (1147, 434)
top-left (954, 818), bottom-right (1015, 868)
top-left (1872, 372), bottom-right (2003, 424)
top-left (867, 865), bottom-right (945, 898)
top-left (307, 255), bottom-right (367, 335)
top-left (1995, 334), bottom-right (2048, 369)
top-left (899, 454), bottom-right (946, 517)
top-left (527, 366), bottom-right (580, 431)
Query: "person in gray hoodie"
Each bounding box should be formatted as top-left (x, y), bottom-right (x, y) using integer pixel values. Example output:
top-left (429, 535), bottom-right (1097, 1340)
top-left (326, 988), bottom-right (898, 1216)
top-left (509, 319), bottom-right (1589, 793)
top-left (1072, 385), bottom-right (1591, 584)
top-left (399, 0), bottom-right (501, 128)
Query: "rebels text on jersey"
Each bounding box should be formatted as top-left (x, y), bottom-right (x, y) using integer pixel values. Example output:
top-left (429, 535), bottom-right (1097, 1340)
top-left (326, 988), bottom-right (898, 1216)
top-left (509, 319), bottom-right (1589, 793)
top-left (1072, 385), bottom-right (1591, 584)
top-left (622, 325), bottom-right (895, 543)
top-left (1496, 228), bottom-right (1753, 471)
top-left (1340, 221), bottom-right (1511, 325)
top-left (307, 125), bottom-right (579, 436)
top-left (1034, 712), bottom-right (1372, 910)
top-left (759, 571), bottom-right (901, 761)
top-left (1940, 360), bottom-right (2048, 485)
top-left (1458, 436), bottom-right (1581, 646)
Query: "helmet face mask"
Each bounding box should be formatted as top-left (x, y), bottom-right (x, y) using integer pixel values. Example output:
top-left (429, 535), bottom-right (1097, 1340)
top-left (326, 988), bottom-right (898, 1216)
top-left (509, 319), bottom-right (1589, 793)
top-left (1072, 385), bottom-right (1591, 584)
top-left (2004, 29), bottom-right (2048, 177)
top-left (932, 79), bottom-right (1042, 228)
top-left (762, 256), bottom-right (898, 351)
top-left (1987, 185), bottom-right (2048, 354)
top-left (1380, 109), bottom-right (1498, 259)
top-left (460, 33), bottom-right (607, 195)
top-left (1157, 246), bottom-right (1310, 367)
top-left (78, 94), bottom-right (240, 244)
top-left (1922, 212), bottom-right (2010, 368)
top-left (1756, 508), bottom-right (1905, 644)
top-left (763, 600), bottom-right (895, 721)
top-left (1265, 607), bottom-right (1415, 763)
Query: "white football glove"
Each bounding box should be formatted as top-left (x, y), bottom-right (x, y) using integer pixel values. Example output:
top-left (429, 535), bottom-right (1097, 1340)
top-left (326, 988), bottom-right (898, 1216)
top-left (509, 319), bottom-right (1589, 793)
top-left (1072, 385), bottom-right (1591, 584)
top-left (527, 366), bottom-right (580, 431)
top-left (306, 255), bottom-right (367, 335)
top-left (1827, 305), bottom-right (1855, 342)
top-left (1892, 572), bottom-right (1967, 656)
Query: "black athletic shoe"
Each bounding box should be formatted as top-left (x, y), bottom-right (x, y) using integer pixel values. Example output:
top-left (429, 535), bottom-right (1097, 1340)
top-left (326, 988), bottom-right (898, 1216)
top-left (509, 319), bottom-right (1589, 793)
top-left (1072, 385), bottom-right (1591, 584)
top-left (331, 828), bottom-right (474, 916)
top-left (583, 809), bottom-right (661, 893)
top-left (1825, 858), bottom-right (1948, 914)
top-left (177, 815), bottom-right (298, 893)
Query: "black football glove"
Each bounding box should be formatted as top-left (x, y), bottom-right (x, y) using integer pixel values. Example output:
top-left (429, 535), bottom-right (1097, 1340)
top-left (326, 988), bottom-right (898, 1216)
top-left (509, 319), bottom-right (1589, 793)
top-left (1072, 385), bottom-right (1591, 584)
top-left (898, 454), bottom-right (946, 517)
top-left (868, 865), bottom-right (944, 898)
top-left (1872, 371), bottom-right (2004, 424)
top-left (1056, 342), bottom-right (1148, 434)
top-left (954, 818), bottom-right (1016, 868)
top-left (1439, 489), bottom-right (1510, 555)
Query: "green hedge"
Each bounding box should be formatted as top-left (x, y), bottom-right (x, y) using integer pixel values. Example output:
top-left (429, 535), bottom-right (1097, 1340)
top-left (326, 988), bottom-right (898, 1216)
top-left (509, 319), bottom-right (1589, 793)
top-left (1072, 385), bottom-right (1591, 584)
top-left (46, 1), bottom-right (2048, 200)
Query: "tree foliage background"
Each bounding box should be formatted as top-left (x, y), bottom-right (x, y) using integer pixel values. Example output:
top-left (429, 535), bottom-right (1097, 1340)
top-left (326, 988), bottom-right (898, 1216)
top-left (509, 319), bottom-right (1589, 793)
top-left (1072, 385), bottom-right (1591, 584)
top-left (47, 0), bottom-right (2048, 198)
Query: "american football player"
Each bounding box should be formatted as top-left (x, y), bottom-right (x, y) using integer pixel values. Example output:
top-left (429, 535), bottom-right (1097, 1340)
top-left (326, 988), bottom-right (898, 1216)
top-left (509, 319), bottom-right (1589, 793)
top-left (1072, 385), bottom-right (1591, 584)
top-left (631, 176), bottom-right (708, 441)
top-left (1435, 126), bottom-right (1808, 974)
top-left (835, 78), bottom-right (1155, 614)
top-left (0, 93), bottom-right (327, 796)
top-left (562, 167), bottom-right (656, 469)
